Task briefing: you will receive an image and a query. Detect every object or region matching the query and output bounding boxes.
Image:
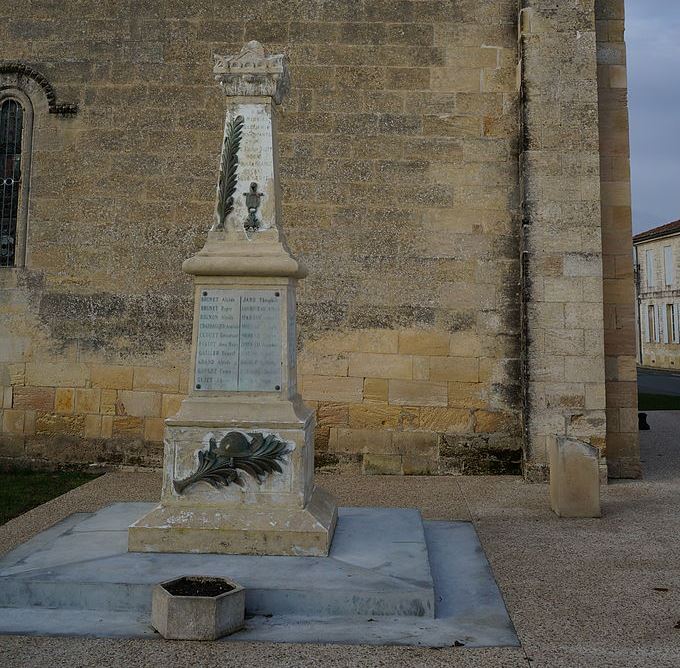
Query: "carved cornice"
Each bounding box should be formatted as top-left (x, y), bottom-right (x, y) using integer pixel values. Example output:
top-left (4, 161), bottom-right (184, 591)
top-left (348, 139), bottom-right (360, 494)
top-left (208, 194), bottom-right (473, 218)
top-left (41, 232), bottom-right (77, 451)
top-left (213, 41), bottom-right (289, 104)
top-left (0, 61), bottom-right (78, 114)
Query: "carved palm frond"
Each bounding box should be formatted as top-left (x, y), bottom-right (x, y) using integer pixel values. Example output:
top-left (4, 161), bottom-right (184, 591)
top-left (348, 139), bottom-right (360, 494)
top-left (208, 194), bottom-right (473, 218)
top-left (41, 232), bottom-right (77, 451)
top-left (173, 438), bottom-right (241, 494)
top-left (232, 433), bottom-right (291, 483)
top-left (173, 432), bottom-right (291, 494)
top-left (215, 114), bottom-right (244, 229)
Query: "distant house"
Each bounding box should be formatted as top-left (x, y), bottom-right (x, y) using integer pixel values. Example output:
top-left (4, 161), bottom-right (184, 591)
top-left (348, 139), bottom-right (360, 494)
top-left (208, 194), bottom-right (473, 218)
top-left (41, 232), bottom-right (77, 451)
top-left (634, 220), bottom-right (680, 368)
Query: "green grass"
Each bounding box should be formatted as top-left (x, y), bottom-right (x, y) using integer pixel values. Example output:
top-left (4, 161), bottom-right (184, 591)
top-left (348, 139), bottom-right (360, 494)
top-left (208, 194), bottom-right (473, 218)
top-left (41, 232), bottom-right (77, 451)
top-left (0, 469), bottom-right (101, 525)
top-left (638, 393), bottom-right (680, 411)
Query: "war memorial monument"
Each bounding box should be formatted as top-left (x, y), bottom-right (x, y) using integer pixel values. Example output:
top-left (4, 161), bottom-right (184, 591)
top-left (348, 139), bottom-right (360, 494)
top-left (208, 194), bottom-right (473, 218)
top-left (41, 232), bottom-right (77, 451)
top-left (128, 40), bottom-right (337, 557)
top-left (0, 41), bottom-right (516, 646)
top-left (0, 0), bottom-right (640, 649)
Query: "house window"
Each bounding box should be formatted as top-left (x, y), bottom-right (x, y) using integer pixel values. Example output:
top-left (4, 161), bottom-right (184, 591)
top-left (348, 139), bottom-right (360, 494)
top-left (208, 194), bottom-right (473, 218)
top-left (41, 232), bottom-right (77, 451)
top-left (664, 246), bottom-right (674, 287)
top-left (646, 249), bottom-right (655, 288)
top-left (0, 93), bottom-right (32, 268)
top-left (667, 304), bottom-right (675, 343)
top-left (647, 304), bottom-right (656, 343)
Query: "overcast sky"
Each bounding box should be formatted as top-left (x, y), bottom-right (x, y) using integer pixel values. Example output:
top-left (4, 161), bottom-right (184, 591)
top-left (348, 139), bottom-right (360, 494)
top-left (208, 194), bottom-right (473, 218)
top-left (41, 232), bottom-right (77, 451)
top-left (626, 1), bottom-right (680, 233)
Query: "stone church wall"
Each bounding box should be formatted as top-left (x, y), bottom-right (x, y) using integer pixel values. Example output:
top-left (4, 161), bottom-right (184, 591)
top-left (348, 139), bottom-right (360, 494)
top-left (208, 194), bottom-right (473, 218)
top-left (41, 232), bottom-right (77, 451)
top-left (0, 0), bottom-right (637, 477)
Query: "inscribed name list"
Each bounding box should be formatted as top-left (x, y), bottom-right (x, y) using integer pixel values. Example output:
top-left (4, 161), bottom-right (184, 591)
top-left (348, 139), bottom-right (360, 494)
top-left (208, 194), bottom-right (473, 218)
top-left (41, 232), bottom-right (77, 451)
top-left (229, 103), bottom-right (275, 230)
top-left (195, 289), bottom-right (282, 392)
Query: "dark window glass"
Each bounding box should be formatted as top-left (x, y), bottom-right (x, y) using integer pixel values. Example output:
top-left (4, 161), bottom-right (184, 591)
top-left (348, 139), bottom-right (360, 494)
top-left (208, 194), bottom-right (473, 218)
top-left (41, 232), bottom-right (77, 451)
top-left (0, 99), bottom-right (23, 267)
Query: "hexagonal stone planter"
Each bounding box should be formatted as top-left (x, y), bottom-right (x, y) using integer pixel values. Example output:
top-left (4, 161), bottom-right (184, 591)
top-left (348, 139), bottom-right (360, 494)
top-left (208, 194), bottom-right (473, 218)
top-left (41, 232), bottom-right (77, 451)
top-left (151, 575), bottom-right (245, 640)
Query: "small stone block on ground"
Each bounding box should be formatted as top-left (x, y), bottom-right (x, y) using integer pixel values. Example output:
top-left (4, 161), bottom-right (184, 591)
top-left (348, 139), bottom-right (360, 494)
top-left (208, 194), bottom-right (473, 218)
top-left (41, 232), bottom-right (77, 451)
top-left (548, 435), bottom-right (601, 518)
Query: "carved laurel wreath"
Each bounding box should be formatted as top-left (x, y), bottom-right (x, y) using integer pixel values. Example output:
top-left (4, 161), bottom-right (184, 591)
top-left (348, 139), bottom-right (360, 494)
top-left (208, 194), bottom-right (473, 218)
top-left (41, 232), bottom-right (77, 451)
top-left (173, 431), bottom-right (291, 494)
top-left (214, 114), bottom-right (244, 230)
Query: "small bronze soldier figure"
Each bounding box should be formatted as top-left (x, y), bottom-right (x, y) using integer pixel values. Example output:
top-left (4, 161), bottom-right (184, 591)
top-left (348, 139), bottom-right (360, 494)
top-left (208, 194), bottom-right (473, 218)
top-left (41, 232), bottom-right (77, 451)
top-left (244, 181), bottom-right (264, 230)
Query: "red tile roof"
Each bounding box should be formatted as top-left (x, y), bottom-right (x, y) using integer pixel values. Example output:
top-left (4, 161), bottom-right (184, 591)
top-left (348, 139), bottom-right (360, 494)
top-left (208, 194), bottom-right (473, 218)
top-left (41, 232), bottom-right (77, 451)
top-left (633, 219), bottom-right (680, 244)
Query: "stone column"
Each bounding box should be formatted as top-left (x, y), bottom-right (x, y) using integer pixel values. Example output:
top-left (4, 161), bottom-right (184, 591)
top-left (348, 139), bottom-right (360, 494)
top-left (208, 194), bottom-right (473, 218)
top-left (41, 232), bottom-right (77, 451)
top-left (519, 3), bottom-right (608, 480)
top-left (128, 41), bottom-right (337, 556)
top-left (595, 0), bottom-right (640, 478)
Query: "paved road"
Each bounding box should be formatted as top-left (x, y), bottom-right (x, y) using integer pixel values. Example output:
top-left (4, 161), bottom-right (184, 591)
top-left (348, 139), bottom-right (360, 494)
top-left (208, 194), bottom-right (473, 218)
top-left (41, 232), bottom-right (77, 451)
top-left (637, 367), bottom-right (680, 396)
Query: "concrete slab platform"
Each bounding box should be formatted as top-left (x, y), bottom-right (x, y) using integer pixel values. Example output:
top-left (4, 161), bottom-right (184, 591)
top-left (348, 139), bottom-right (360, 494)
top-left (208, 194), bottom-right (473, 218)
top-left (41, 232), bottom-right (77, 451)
top-left (0, 504), bottom-right (518, 648)
top-left (0, 503), bottom-right (433, 619)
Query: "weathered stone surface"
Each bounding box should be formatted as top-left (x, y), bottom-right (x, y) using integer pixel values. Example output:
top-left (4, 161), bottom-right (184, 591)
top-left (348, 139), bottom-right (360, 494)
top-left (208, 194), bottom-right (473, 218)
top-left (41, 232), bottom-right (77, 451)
top-left (388, 380), bottom-right (448, 407)
top-left (303, 376), bottom-right (364, 403)
top-left (348, 353), bottom-right (412, 380)
top-left (130, 486), bottom-right (337, 556)
top-left (133, 367), bottom-right (180, 393)
top-left (83, 415), bottom-right (102, 438)
top-left (429, 357), bottom-right (479, 383)
top-left (161, 394), bottom-right (184, 418)
top-left (330, 427), bottom-right (390, 455)
top-left (348, 403), bottom-right (401, 429)
top-left (440, 434), bottom-right (522, 475)
top-left (75, 388), bottom-right (101, 414)
top-left (143, 418), bottom-right (165, 443)
top-left (116, 391), bottom-right (161, 418)
top-left (419, 407), bottom-right (472, 433)
top-left (100, 390), bottom-right (117, 416)
top-left (111, 416), bottom-right (144, 437)
top-left (363, 378), bottom-right (388, 403)
top-left (90, 366), bottom-right (134, 390)
top-left (22, 434), bottom-right (162, 467)
top-left (129, 46), bottom-right (338, 555)
top-left (474, 410), bottom-right (517, 434)
top-left (362, 453), bottom-right (402, 475)
top-left (0, 433), bottom-right (25, 457)
top-left (548, 435), bottom-right (601, 518)
top-left (398, 331), bottom-right (450, 356)
top-left (402, 453), bottom-right (438, 475)
top-left (517, 0), bottom-right (636, 480)
top-left (12, 386), bottom-right (54, 411)
top-left (35, 413), bottom-right (84, 437)
top-left (54, 388), bottom-right (75, 414)
top-left (25, 363), bottom-right (89, 388)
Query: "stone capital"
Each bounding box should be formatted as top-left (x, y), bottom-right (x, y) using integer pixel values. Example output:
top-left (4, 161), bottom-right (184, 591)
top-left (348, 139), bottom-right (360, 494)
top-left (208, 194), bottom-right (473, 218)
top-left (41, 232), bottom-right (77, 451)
top-left (213, 40), bottom-right (289, 104)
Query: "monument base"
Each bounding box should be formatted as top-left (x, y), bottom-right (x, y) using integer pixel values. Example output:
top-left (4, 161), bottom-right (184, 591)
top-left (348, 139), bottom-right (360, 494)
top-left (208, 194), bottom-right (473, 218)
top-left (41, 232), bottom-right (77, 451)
top-left (128, 486), bottom-right (337, 556)
top-left (0, 502), bottom-right (519, 647)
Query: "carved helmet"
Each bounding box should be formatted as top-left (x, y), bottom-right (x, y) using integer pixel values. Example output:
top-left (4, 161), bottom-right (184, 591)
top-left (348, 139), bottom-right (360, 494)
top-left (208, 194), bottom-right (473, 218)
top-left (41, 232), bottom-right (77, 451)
top-left (215, 431), bottom-right (251, 457)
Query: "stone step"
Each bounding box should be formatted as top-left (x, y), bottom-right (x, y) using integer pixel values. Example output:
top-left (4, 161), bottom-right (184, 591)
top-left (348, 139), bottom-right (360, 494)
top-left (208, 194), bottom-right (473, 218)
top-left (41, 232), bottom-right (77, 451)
top-left (0, 503), bottom-right (435, 619)
top-left (0, 520), bottom-right (519, 647)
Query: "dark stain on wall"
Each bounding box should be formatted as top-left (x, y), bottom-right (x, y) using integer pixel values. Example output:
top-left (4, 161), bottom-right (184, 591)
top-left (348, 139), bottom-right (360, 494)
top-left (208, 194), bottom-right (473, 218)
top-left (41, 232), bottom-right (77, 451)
top-left (38, 291), bottom-right (193, 356)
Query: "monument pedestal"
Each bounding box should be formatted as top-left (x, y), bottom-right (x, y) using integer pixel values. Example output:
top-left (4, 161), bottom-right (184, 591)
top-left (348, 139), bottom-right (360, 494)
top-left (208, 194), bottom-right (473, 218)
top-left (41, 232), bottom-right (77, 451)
top-left (128, 386), bottom-right (337, 556)
top-left (128, 42), bottom-right (336, 556)
top-left (128, 488), bottom-right (336, 556)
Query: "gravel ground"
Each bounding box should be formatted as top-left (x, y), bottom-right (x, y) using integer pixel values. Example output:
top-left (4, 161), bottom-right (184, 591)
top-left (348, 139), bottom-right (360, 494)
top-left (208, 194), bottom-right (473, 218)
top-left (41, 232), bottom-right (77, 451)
top-left (1, 412), bottom-right (679, 667)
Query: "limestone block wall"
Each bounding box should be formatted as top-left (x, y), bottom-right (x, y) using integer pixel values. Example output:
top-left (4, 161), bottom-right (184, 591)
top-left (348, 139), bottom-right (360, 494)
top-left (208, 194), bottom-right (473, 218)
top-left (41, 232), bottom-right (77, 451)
top-left (0, 0), bottom-right (639, 478)
top-left (0, 1), bottom-right (523, 475)
top-left (595, 0), bottom-right (639, 478)
top-left (519, 1), bottom-right (608, 480)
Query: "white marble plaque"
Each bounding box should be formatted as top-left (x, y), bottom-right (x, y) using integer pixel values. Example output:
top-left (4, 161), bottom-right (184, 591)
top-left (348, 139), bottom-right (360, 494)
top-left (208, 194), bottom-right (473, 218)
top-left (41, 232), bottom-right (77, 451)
top-left (194, 289), bottom-right (282, 392)
top-left (227, 104), bottom-right (275, 231)
top-left (194, 291), bottom-right (240, 391)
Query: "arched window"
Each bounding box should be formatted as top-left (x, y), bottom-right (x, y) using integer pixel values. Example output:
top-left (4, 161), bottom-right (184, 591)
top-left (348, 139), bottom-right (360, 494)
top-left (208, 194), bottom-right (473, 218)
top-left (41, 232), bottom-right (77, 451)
top-left (0, 92), bottom-right (32, 268)
top-left (1, 98), bottom-right (24, 266)
top-left (0, 63), bottom-right (77, 268)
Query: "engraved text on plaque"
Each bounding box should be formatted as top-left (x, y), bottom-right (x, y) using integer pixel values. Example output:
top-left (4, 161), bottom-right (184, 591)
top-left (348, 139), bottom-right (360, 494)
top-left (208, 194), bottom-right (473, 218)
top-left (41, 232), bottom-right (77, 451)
top-left (194, 289), bottom-right (282, 392)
